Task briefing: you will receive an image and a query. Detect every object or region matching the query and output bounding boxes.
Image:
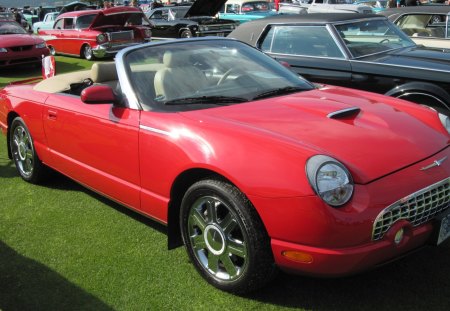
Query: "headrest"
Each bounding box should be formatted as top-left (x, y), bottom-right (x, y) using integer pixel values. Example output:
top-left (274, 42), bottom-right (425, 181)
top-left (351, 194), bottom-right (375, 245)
top-left (91, 62), bottom-right (118, 83)
top-left (163, 50), bottom-right (187, 68)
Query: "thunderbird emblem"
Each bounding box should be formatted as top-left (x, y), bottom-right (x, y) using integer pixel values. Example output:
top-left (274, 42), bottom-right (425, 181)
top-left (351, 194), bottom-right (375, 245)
top-left (420, 156), bottom-right (448, 171)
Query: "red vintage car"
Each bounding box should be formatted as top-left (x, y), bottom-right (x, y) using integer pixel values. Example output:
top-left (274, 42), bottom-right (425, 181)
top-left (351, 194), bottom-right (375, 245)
top-left (0, 20), bottom-right (49, 67)
top-left (0, 38), bottom-right (449, 293)
top-left (38, 6), bottom-right (151, 60)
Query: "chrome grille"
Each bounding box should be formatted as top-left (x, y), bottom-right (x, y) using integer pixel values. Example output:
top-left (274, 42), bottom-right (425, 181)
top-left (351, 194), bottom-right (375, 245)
top-left (108, 30), bottom-right (134, 41)
top-left (372, 178), bottom-right (450, 241)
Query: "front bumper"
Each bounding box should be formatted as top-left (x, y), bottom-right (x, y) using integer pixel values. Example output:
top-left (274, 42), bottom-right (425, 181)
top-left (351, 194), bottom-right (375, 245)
top-left (0, 48), bottom-right (49, 67)
top-left (92, 40), bottom-right (151, 58)
top-left (249, 147), bottom-right (450, 276)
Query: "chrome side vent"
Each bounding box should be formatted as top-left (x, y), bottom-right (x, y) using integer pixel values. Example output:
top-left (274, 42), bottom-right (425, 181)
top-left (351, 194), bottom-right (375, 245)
top-left (327, 107), bottom-right (361, 119)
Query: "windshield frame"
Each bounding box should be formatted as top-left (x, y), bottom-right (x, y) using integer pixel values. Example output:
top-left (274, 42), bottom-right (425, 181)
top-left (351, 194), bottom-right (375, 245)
top-left (115, 38), bottom-right (314, 112)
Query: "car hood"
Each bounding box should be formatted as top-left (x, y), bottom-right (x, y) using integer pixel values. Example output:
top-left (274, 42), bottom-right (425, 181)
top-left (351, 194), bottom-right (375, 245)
top-left (185, 0), bottom-right (227, 17)
top-left (366, 46), bottom-right (450, 74)
top-left (185, 87), bottom-right (449, 184)
top-left (91, 7), bottom-right (144, 28)
top-left (0, 34), bottom-right (43, 47)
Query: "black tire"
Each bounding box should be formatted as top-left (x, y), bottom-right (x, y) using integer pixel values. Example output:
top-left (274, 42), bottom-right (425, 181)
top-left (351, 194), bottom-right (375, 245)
top-left (9, 117), bottom-right (47, 183)
top-left (180, 30), bottom-right (192, 38)
top-left (180, 179), bottom-right (276, 293)
top-left (82, 44), bottom-right (94, 61)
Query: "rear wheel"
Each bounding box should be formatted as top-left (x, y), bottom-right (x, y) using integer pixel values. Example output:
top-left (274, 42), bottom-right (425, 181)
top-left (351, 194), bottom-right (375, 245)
top-left (397, 93), bottom-right (449, 116)
top-left (82, 44), bottom-right (94, 60)
top-left (9, 117), bottom-right (48, 183)
top-left (180, 179), bottom-right (276, 293)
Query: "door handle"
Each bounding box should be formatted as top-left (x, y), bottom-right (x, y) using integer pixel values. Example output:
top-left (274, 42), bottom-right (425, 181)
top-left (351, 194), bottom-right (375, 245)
top-left (47, 110), bottom-right (57, 120)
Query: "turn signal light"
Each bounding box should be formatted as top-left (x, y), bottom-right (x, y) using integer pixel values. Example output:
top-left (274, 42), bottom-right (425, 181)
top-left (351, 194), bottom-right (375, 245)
top-left (282, 251), bottom-right (313, 264)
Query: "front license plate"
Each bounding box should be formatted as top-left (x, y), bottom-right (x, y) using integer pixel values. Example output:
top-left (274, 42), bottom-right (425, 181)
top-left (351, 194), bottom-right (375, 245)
top-left (435, 210), bottom-right (450, 245)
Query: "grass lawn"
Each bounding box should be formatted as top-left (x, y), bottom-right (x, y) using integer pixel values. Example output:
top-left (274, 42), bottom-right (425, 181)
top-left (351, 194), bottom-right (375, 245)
top-left (0, 56), bottom-right (98, 88)
top-left (1, 57), bottom-right (450, 310)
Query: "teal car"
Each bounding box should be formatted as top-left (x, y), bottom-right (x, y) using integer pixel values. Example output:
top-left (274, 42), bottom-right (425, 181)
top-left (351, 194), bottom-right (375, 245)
top-left (353, 0), bottom-right (388, 12)
top-left (218, 0), bottom-right (278, 24)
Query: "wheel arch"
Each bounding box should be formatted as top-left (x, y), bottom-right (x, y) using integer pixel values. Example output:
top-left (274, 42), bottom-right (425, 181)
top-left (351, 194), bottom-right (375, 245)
top-left (6, 111), bottom-right (20, 159)
top-left (178, 27), bottom-right (193, 37)
top-left (167, 168), bottom-right (243, 250)
top-left (385, 81), bottom-right (450, 112)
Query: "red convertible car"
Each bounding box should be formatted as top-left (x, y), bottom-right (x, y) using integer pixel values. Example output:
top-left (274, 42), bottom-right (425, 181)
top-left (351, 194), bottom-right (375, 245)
top-left (0, 38), bottom-right (449, 293)
top-left (0, 20), bottom-right (49, 67)
top-left (38, 6), bottom-right (151, 60)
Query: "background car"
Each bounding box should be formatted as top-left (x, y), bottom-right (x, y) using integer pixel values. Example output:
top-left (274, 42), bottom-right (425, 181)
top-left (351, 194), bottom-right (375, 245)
top-left (1, 37), bottom-right (449, 293)
top-left (0, 20), bottom-right (49, 67)
top-left (380, 6), bottom-right (450, 49)
top-left (32, 12), bottom-right (58, 34)
top-left (218, 0), bottom-right (278, 24)
top-left (229, 13), bottom-right (450, 114)
top-left (146, 0), bottom-right (238, 39)
top-left (38, 6), bottom-right (151, 60)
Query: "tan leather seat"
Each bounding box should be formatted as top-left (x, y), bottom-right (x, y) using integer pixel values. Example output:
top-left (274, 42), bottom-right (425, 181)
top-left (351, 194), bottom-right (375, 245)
top-left (91, 62), bottom-right (118, 88)
top-left (154, 50), bottom-right (209, 100)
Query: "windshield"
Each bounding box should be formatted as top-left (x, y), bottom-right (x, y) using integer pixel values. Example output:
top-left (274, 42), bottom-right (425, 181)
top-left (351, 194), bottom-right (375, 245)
top-left (334, 19), bottom-right (415, 58)
top-left (242, 1), bottom-right (270, 12)
top-left (124, 39), bottom-right (314, 111)
top-left (0, 21), bottom-right (27, 35)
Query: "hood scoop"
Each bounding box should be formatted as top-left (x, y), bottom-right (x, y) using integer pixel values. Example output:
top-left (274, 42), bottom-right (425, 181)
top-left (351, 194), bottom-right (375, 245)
top-left (327, 107), bottom-right (361, 120)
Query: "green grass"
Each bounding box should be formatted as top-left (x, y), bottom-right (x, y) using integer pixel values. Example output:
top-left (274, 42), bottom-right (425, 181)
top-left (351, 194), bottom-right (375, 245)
top-left (0, 56), bottom-right (98, 88)
top-left (1, 59), bottom-right (450, 310)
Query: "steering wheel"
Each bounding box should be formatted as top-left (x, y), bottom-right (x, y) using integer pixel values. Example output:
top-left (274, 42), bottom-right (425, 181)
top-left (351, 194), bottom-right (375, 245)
top-left (379, 38), bottom-right (390, 44)
top-left (217, 68), bottom-right (237, 85)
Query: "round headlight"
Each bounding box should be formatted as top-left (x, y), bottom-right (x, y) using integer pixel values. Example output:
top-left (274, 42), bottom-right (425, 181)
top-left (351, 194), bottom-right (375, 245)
top-left (306, 155), bottom-right (354, 207)
top-left (97, 34), bottom-right (107, 44)
top-left (438, 113), bottom-right (450, 134)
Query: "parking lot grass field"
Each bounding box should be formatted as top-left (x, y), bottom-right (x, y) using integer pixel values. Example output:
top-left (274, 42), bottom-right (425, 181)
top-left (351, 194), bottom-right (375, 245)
top-left (0, 56), bottom-right (96, 88)
top-left (1, 58), bottom-right (450, 311)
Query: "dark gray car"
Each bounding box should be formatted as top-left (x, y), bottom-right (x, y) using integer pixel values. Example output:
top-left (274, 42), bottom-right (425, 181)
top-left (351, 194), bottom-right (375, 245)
top-left (229, 13), bottom-right (450, 114)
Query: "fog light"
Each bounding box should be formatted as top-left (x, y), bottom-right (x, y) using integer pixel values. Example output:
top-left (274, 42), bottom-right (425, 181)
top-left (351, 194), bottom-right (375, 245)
top-left (394, 228), bottom-right (404, 245)
top-left (282, 251), bottom-right (313, 263)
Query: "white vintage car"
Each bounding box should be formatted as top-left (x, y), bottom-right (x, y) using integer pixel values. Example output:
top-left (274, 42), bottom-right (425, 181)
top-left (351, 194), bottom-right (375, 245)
top-left (381, 6), bottom-right (450, 50)
top-left (32, 12), bottom-right (58, 34)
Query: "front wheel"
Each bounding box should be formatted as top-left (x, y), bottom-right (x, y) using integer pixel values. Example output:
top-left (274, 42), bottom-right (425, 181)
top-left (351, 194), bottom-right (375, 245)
top-left (180, 30), bottom-right (192, 38)
top-left (82, 44), bottom-right (94, 60)
top-left (180, 179), bottom-right (276, 293)
top-left (9, 117), bottom-right (48, 183)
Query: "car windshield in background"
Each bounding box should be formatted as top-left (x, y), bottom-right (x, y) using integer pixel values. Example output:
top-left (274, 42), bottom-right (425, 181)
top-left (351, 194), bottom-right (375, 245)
top-left (0, 22), bottom-right (27, 35)
top-left (334, 19), bottom-right (415, 58)
top-left (242, 1), bottom-right (270, 12)
top-left (124, 40), bottom-right (314, 111)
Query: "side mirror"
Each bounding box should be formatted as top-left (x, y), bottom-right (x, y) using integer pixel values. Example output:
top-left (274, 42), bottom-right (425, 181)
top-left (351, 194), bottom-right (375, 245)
top-left (81, 85), bottom-right (116, 104)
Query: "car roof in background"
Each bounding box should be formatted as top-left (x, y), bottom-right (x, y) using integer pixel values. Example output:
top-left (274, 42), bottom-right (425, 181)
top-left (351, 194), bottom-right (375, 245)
top-left (380, 5), bottom-right (450, 18)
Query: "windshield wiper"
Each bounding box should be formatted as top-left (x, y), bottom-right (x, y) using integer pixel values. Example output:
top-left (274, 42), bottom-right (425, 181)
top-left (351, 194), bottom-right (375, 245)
top-left (163, 96), bottom-right (248, 106)
top-left (252, 86), bottom-right (306, 100)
